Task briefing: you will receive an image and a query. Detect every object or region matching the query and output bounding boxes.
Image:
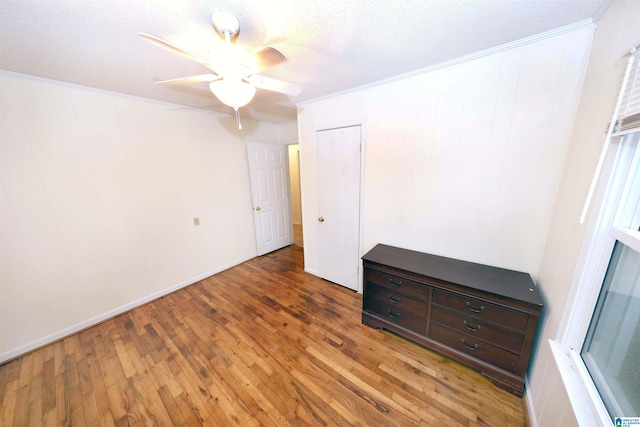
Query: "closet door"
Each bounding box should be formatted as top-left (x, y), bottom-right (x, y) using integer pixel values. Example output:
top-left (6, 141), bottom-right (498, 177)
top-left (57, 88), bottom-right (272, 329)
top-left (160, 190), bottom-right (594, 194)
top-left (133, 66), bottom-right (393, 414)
top-left (316, 125), bottom-right (362, 291)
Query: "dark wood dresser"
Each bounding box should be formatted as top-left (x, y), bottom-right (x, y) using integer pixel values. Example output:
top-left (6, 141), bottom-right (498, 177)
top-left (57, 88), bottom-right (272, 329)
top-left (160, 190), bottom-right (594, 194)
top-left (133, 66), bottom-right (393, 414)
top-left (362, 244), bottom-right (543, 396)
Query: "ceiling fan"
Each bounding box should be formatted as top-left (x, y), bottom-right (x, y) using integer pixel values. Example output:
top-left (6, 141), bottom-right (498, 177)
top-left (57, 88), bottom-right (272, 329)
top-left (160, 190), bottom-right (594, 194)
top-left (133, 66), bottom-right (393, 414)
top-left (140, 10), bottom-right (302, 129)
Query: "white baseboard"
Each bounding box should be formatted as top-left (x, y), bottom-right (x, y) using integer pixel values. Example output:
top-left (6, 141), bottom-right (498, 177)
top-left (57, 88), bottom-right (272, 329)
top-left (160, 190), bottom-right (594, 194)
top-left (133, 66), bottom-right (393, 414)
top-left (304, 267), bottom-right (319, 276)
top-left (0, 252), bottom-right (257, 364)
top-left (524, 375), bottom-right (538, 427)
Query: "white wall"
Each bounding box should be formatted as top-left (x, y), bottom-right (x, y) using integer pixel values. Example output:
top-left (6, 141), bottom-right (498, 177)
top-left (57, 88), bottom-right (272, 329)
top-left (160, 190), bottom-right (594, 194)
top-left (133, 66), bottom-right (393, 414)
top-left (278, 121), bottom-right (299, 145)
top-left (528, 1), bottom-right (640, 425)
top-left (0, 72), bottom-right (282, 361)
top-left (298, 24), bottom-right (593, 281)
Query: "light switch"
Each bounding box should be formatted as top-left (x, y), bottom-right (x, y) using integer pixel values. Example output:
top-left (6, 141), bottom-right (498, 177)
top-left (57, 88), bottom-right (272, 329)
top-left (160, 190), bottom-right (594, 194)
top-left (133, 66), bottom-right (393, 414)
top-left (193, 217), bottom-right (200, 226)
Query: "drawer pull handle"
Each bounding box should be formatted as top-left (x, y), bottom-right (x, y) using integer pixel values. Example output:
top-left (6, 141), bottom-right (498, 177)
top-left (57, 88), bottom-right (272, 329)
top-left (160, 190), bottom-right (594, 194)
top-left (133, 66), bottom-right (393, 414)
top-left (389, 278), bottom-right (402, 287)
top-left (463, 320), bottom-right (482, 332)
top-left (461, 339), bottom-right (479, 351)
top-left (387, 309), bottom-right (401, 319)
top-left (465, 301), bottom-right (485, 313)
top-left (388, 294), bottom-right (401, 304)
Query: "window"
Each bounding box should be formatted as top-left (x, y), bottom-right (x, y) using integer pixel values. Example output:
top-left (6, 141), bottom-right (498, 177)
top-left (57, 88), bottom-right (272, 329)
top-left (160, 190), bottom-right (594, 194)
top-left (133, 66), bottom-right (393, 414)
top-left (580, 49), bottom-right (640, 418)
top-left (582, 117), bottom-right (640, 417)
top-left (552, 132), bottom-right (640, 426)
top-left (582, 182), bottom-right (640, 416)
top-left (552, 48), bottom-right (640, 426)
top-left (580, 125), bottom-right (640, 417)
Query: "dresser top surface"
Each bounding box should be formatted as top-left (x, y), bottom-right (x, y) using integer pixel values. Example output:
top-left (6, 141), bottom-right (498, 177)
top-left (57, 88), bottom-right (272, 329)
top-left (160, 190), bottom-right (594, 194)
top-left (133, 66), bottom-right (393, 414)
top-left (362, 244), bottom-right (543, 307)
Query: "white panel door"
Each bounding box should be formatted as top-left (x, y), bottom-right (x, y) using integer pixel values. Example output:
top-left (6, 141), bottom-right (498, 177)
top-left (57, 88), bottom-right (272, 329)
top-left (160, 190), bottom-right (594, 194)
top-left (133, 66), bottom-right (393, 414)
top-left (247, 143), bottom-right (292, 255)
top-left (316, 125), bottom-right (362, 291)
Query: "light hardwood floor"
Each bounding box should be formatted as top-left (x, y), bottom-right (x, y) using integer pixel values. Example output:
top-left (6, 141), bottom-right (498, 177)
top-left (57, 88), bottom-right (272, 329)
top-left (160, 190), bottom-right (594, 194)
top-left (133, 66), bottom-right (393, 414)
top-left (0, 244), bottom-right (527, 426)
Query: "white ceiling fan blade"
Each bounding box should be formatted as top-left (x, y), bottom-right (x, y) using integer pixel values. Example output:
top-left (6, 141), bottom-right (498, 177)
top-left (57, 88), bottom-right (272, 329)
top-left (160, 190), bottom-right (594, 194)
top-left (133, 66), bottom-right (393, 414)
top-left (157, 74), bottom-right (220, 85)
top-left (248, 75), bottom-right (302, 96)
top-left (250, 46), bottom-right (287, 73)
top-left (139, 33), bottom-right (212, 68)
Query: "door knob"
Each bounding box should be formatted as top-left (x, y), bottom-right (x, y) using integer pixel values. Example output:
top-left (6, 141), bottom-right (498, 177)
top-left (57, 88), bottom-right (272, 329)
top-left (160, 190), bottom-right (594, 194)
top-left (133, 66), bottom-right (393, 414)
top-left (255, 206), bottom-right (261, 211)
top-left (318, 216), bottom-right (325, 222)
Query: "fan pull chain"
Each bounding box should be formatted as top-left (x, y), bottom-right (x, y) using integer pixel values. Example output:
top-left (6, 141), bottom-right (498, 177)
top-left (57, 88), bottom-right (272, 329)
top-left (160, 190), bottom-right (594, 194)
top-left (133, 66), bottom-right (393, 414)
top-left (234, 107), bottom-right (243, 130)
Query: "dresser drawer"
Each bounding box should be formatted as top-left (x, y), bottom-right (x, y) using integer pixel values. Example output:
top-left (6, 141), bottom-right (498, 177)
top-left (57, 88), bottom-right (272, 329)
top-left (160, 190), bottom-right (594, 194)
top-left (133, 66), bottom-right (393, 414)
top-left (430, 305), bottom-right (524, 354)
top-left (365, 269), bottom-right (429, 301)
top-left (366, 283), bottom-right (428, 315)
top-left (432, 289), bottom-right (528, 332)
top-left (429, 323), bottom-right (520, 374)
top-left (365, 296), bottom-right (427, 333)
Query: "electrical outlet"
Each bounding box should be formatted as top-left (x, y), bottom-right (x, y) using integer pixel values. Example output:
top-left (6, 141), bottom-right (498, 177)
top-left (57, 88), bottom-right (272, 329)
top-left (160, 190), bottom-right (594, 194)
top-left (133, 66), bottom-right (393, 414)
top-left (193, 217), bottom-right (200, 226)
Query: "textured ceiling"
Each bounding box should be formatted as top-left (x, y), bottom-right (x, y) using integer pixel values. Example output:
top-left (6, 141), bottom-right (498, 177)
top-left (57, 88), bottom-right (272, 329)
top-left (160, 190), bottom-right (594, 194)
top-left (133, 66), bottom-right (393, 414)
top-left (0, 0), bottom-right (611, 123)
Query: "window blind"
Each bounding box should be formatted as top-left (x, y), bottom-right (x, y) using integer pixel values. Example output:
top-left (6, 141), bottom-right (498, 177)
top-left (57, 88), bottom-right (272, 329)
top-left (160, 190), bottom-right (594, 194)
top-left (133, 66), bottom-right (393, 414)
top-left (613, 47), bottom-right (640, 136)
top-left (580, 45), bottom-right (640, 223)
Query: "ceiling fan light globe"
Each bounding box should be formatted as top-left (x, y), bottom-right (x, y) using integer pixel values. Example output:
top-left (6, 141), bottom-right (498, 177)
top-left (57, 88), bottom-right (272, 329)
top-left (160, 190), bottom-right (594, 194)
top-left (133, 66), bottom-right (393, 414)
top-left (209, 80), bottom-right (256, 108)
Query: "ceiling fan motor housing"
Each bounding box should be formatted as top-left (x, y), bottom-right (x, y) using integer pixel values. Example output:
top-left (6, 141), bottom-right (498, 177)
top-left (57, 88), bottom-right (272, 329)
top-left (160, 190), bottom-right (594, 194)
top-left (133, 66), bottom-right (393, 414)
top-left (211, 10), bottom-right (240, 38)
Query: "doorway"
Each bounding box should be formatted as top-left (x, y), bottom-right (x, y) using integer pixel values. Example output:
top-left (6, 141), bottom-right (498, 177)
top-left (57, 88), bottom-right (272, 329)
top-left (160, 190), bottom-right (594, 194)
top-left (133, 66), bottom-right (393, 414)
top-left (288, 144), bottom-right (303, 247)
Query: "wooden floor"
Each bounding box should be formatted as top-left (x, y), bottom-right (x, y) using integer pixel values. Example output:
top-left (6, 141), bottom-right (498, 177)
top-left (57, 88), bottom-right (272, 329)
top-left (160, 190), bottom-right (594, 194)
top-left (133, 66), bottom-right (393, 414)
top-left (0, 244), bottom-right (527, 426)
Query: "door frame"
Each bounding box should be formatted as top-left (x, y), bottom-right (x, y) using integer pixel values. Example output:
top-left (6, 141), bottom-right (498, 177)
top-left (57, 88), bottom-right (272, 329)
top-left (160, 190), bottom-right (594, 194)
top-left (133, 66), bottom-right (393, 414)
top-left (313, 121), bottom-right (367, 293)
